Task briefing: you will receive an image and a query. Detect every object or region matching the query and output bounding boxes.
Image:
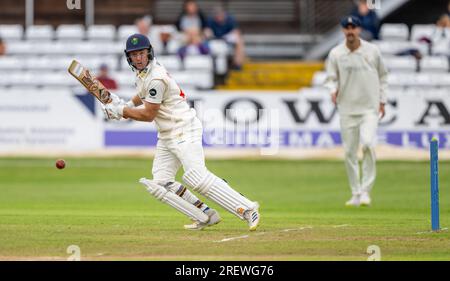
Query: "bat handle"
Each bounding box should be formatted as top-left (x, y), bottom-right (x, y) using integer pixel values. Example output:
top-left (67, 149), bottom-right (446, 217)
top-left (100, 90), bottom-right (112, 104)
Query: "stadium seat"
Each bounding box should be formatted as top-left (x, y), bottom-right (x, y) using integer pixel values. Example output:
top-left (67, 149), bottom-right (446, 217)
top-left (432, 43), bottom-right (450, 57)
top-left (3, 41), bottom-right (32, 55)
top-left (387, 85), bottom-right (407, 93)
top-left (395, 87), bottom-right (420, 96)
top-left (0, 73), bottom-right (10, 86)
top-left (215, 55), bottom-right (228, 75)
top-left (6, 41), bottom-right (67, 55)
top-left (166, 39), bottom-right (182, 55)
top-left (0, 57), bottom-right (22, 70)
top-left (14, 72), bottom-right (34, 86)
top-left (87, 25), bottom-right (116, 41)
top-left (56, 24), bottom-right (85, 41)
top-left (0, 71), bottom-right (37, 87)
top-left (10, 85), bottom-right (45, 92)
top-left (412, 73), bottom-right (435, 87)
top-left (25, 25), bottom-right (54, 41)
top-left (430, 88), bottom-right (450, 97)
top-left (209, 40), bottom-right (229, 56)
top-left (380, 23), bottom-right (409, 41)
top-left (410, 24), bottom-right (436, 42)
top-left (171, 71), bottom-right (214, 89)
top-left (33, 41), bottom-right (66, 55)
top-left (40, 86), bottom-right (75, 92)
top-left (25, 56), bottom-right (55, 70)
top-left (157, 55), bottom-right (182, 71)
top-left (388, 73), bottom-right (450, 88)
top-left (430, 27), bottom-right (450, 56)
top-left (37, 71), bottom-right (78, 87)
top-left (112, 71), bottom-right (136, 88)
top-left (120, 56), bottom-right (130, 71)
top-left (78, 56), bottom-right (119, 71)
top-left (387, 73), bottom-right (418, 88)
top-left (420, 56), bottom-right (449, 73)
top-left (118, 25), bottom-right (138, 41)
top-left (62, 41), bottom-right (123, 56)
top-left (103, 56), bottom-right (120, 71)
top-left (0, 24), bottom-right (23, 41)
top-left (115, 86), bottom-right (136, 98)
top-left (208, 40), bottom-right (229, 75)
top-left (96, 41), bottom-right (124, 55)
top-left (311, 71), bottom-right (327, 87)
top-left (373, 40), bottom-right (427, 56)
top-left (65, 41), bottom-right (121, 55)
top-left (183, 55), bottom-right (213, 71)
top-left (151, 24), bottom-right (177, 38)
top-left (384, 56), bottom-right (417, 72)
top-left (52, 56), bottom-right (77, 70)
top-left (431, 73), bottom-right (450, 87)
top-left (112, 70), bottom-right (214, 90)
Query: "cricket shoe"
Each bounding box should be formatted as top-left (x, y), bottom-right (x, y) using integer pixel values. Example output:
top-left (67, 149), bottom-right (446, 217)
top-left (359, 192), bottom-right (371, 206)
top-left (184, 208), bottom-right (221, 230)
top-left (345, 194), bottom-right (360, 207)
top-left (244, 203), bottom-right (260, 231)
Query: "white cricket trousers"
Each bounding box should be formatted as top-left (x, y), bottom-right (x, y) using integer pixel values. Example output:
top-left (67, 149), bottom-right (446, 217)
top-left (339, 113), bottom-right (378, 195)
top-left (152, 130), bottom-right (207, 182)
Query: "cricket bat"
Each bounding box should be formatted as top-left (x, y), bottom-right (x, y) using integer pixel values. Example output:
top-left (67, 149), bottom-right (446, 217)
top-left (68, 60), bottom-right (112, 104)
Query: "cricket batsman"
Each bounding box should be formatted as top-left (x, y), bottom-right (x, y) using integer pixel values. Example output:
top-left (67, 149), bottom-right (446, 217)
top-left (325, 16), bottom-right (388, 207)
top-left (102, 34), bottom-right (260, 230)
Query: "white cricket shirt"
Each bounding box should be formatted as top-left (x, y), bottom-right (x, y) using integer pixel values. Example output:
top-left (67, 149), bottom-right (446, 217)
top-left (135, 59), bottom-right (202, 140)
top-left (324, 39), bottom-right (388, 115)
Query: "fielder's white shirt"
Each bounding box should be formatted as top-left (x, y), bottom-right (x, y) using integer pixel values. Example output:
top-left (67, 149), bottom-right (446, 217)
top-left (324, 39), bottom-right (388, 115)
top-left (135, 59), bottom-right (202, 140)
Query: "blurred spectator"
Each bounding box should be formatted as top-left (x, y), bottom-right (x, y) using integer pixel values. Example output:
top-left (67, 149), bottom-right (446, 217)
top-left (431, 14), bottom-right (450, 56)
top-left (175, 0), bottom-right (207, 34)
top-left (159, 25), bottom-right (175, 55)
top-left (135, 15), bottom-right (169, 55)
top-left (0, 37), bottom-right (6, 56)
top-left (97, 64), bottom-right (118, 91)
top-left (206, 6), bottom-right (246, 70)
top-left (448, 1), bottom-right (450, 17)
top-left (436, 13), bottom-right (450, 29)
top-left (395, 48), bottom-right (423, 60)
top-left (136, 15), bottom-right (152, 36)
top-left (177, 28), bottom-right (210, 60)
top-left (351, 0), bottom-right (380, 40)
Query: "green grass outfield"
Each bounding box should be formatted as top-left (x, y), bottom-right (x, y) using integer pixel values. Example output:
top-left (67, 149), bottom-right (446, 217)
top-left (0, 158), bottom-right (448, 261)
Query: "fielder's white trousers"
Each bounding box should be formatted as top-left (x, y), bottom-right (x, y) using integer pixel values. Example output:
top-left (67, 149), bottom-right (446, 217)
top-left (152, 130), bottom-right (207, 182)
top-left (339, 113), bottom-right (378, 195)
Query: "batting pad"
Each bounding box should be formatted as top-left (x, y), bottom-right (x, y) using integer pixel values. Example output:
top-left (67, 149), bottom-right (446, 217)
top-left (183, 169), bottom-right (258, 220)
top-left (139, 178), bottom-right (209, 223)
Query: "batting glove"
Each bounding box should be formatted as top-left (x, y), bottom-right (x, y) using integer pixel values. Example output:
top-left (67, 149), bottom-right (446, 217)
top-left (109, 92), bottom-right (125, 105)
top-left (102, 102), bottom-right (125, 120)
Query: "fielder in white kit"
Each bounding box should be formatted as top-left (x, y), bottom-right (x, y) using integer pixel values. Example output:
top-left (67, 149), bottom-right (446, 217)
top-left (325, 16), bottom-right (388, 207)
top-left (103, 34), bottom-right (260, 230)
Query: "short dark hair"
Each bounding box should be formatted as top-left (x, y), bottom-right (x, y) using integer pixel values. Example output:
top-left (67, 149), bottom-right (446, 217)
top-left (183, 0), bottom-right (197, 8)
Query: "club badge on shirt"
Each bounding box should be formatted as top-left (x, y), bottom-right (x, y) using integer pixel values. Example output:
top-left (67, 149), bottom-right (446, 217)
top-left (149, 88), bottom-right (157, 97)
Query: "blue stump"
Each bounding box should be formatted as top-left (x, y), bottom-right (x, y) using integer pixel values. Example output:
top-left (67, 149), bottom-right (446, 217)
top-left (430, 138), bottom-right (440, 232)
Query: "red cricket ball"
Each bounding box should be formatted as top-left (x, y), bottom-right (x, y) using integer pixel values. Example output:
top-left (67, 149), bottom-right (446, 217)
top-left (56, 159), bottom-right (66, 169)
